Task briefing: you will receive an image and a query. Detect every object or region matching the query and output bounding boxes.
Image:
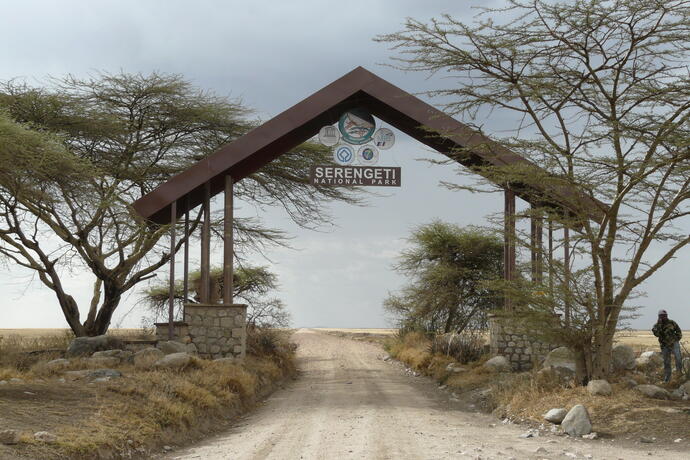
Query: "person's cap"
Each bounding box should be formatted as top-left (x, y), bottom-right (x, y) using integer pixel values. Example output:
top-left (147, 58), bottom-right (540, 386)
top-left (658, 309), bottom-right (668, 316)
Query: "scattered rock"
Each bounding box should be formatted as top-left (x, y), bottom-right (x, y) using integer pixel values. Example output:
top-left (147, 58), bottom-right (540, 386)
top-left (382, 355), bottom-right (391, 362)
top-left (611, 344), bottom-right (636, 371)
top-left (9, 378), bottom-right (24, 384)
top-left (561, 404), bottom-right (592, 436)
top-left (679, 380), bottom-right (690, 396)
top-left (543, 347), bottom-right (576, 372)
top-left (535, 446), bottom-right (548, 453)
top-left (152, 352), bottom-right (196, 370)
top-left (670, 389), bottom-right (685, 401)
top-left (519, 431), bottom-right (534, 438)
top-left (536, 365), bottom-right (575, 386)
top-left (0, 381), bottom-right (6, 385)
top-left (635, 384), bottom-right (669, 400)
top-left (640, 436), bottom-right (655, 443)
top-left (623, 378), bottom-right (638, 389)
top-left (635, 351), bottom-right (663, 371)
top-left (133, 347), bottom-right (165, 368)
top-left (87, 356), bottom-right (121, 368)
top-left (156, 340), bottom-right (189, 355)
top-left (186, 342), bottom-right (198, 354)
top-left (582, 432), bottom-right (598, 440)
top-left (446, 363), bottom-right (467, 373)
top-left (162, 445), bottom-right (173, 451)
top-left (44, 358), bottom-right (70, 372)
top-left (87, 369), bottom-right (122, 379)
top-left (674, 438), bottom-right (682, 443)
top-left (587, 379), bottom-right (612, 396)
top-left (484, 356), bottom-right (511, 373)
top-left (543, 408), bottom-right (568, 424)
top-left (64, 370), bottom-right (90, 381)
top-left (34, 431), bottom-right (57, 443)
top-left (0, 430), bottom-right (21, 445)
top-left (66, 335), bottom-right (124, 357)
top-left (92, 349), bottom-right (133, 361)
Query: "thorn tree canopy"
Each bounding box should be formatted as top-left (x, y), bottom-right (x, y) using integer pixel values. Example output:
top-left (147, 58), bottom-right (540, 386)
top-left (0, 72), bottom-right (360, 337)
top-left (378, 0), bottom-right (690, 378)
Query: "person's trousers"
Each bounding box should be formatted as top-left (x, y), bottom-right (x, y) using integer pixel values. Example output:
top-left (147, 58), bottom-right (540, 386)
top-left (661, 342), bottom-right (682, 382)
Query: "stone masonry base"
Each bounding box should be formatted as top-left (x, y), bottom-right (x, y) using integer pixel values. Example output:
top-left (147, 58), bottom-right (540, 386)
top-left (154, 304), bottom-right (247, 359)
top-left (489, 313), bottom-right (556, 371)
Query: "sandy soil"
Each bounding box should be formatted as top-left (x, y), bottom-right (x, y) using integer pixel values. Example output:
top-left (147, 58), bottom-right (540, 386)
top-left (164, 329), bottom-right (687, 460)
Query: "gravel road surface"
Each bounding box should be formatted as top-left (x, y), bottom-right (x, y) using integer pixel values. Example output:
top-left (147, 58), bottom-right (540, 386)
top-left (167, 329), bottom-right (686, 460)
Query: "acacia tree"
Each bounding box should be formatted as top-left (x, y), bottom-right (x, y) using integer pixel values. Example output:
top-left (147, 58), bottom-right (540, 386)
top-left (0, 73), bottom-right (359, 336)
top-left (378, 0), bottom-right (690, 378)
top-left (143, 265), bottom-right (290, 329)
top-left (385, 221), bottom-right (503, 334)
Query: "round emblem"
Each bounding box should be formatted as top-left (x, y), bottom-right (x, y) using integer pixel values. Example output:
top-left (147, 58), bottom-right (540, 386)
top-left (318, 125), bottom-right (340, 146)
top-left (357, 145), bottom-right (379, 166)
top-left (338, 108), bottom-right (375, 145)
top-left (334, 145), bottom-right (355, 165)
top-left (372, 128), bottom-right (395, 150)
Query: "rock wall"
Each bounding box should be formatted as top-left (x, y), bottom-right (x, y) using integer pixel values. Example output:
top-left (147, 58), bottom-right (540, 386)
top-left (488, 313), bottom-right (555, 371)
top-left (154, 304), bottom-right (247, 359)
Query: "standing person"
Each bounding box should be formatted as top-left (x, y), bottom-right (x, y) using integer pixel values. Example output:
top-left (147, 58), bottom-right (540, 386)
top-left (652, 309), bottom-right (683, 383)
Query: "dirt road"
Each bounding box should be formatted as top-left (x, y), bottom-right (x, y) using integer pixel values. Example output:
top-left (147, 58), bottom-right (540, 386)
top-left (166, 330), bottom-right (686, 460)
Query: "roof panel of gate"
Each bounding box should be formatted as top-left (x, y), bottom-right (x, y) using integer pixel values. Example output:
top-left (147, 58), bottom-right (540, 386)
top-left (133, 66), bottom-right (606, 225)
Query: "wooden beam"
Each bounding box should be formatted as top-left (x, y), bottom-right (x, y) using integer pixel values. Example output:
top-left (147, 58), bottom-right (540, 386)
top-left (168, 200), bottom-right (177, 340)
top-left (183, 195), bottom-right (189, 308)
top-left (504, 188), bottom-right (516, 310)
top-left (200, 182), bottom-right (211, 304)
top-left (548, 219), bottom-right (554, 296)
top-left (223, 175), bottom-right (234, 304)
top-left (564, 226), bottom-right (571, 326)
top-left (530, 206), bottom-right (543, 284)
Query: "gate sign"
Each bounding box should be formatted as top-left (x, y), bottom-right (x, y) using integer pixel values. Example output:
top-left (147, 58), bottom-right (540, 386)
top-left (310, 166), bottom-right (401, 187)
top-left (338, 109), bottom-right (376, 145)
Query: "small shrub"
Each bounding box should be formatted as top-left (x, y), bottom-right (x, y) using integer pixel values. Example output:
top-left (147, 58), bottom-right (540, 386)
top-left (429, 330), bottom-right (484, 364)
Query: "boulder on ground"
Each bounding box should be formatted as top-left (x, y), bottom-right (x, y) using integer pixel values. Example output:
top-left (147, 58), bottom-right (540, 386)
top-left (611, 344), bottom-right (636, 371)
top-left (66, 335), bottom-right (124, 357)
top-left (33, 431), bottom-right (57, 443)
top-left (446, 363), bottom-right (467, 373)
top-left (543, 408), bottom-right (568, 424)
top-left (92, 349), bottom-right (133, 361)
top-left (44, 359), bottom-right (70, 372)
top-left (543, 347), bottom-right (576, 372)
top-left (153, 352), bottom-right (196, 370)
top-left (133, 347), bottom-right (165, 368)
top-left (635, 384), bottom-right (669, 400)
top-left (561, 404), bottom-right (592, 436)
top-left (64, 370), bottom-right (90, 381)
top-left (156, 340), bottom-right (189, 355)
top-left (679, 381), bottom-right (690, 396)
top-left (0, 429), bottom-right (21, 445)
top-left (484, 355), bottom-right (511, 373)
top-left (635, 351), bottom-right (663, 371)
top-left (86, 356), bottom-right (121, 368)
top-left (623, 378), bottom-right (639, 389)
top-left (87, 369), bottom-right (122, 379)
top-left (536, 365), bottom-right (575, 386)
top-left (186, 342), bottom-right (198, 354)
top-left (587, 379), bottom-right (612, 396)
top-left (670, 389), bottom-right (685, 401)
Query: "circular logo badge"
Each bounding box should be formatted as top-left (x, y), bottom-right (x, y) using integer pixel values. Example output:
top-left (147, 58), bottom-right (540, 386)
top-left (357, 145), bottom-right (379, 166)
top-left (334, 145), bottom-right (355, 165)
top-left (338, 108), bottom-right (375, 145)
top-left (372, 127), bottom-right (395, 150)
top-left (318, 125), bottom-right (340, 146)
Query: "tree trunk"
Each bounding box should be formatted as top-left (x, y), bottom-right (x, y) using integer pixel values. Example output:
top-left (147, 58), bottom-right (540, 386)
top-left (592, 331), bottom-right (613, 379)
top-left (85, 285), bottom-right (122, 336)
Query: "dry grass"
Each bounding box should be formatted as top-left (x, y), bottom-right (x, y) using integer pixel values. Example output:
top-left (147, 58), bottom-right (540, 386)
top-left (491, 373), bottom-right (690, 441)
top-left (614, 330), bottom-right (690, 352)
top-left (0, 328), bottom-right (296, 460)
top-left (385, 332), bottom-right (494, 392)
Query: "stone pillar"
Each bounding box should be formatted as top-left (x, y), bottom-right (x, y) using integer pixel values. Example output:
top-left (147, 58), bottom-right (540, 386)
top-left (184, 304), bottom-right (247, 359)
top-left (488, 313), bottom-right (555, 371)
top-left (154, 321), bottom-right (190, 343)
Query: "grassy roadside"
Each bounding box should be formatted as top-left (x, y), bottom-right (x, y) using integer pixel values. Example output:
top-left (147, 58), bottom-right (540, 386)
top-left (384, 331), bottom-right (690, 444)
top-left (0, 328), bottom-right (297, 460)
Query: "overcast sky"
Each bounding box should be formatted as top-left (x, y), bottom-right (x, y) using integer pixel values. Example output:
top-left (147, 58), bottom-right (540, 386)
top-left (0, 0), bottom-right (687, 331)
